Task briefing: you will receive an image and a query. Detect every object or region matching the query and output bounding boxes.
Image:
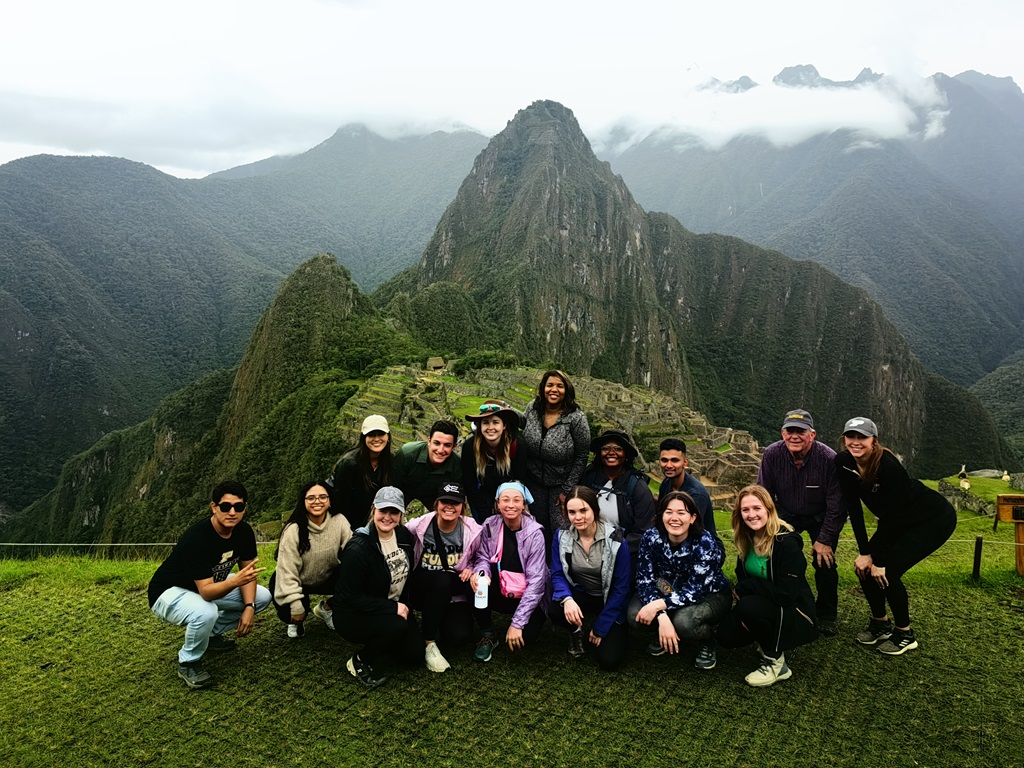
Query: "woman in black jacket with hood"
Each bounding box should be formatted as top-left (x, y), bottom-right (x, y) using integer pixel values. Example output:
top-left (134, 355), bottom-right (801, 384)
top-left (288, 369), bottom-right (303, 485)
top-left (333, 486), bottom-right (423, 688)
top-left (717, 484), bottom-right (817, 687)
top-left (580, 430), bottom-right (656, 567)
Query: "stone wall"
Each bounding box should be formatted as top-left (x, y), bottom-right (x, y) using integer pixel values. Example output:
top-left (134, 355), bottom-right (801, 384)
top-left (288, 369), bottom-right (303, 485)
top-left (936, 479), bottom-right (995, 517)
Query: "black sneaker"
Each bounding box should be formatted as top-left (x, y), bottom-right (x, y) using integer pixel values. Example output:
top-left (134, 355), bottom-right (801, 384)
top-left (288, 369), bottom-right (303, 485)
top-left (177, 660), bottom-right (212, 689)
top-left (346, 655), bottom-right (387, 688)
top-left (646, 640), bottom-right (667, 657)
top-left (567, 629), bottom-right (586, 659)
top-left (877, 628), bottom-right (918, 656)
top-left (206, 634), bottom-right (236, 652)
top-left (817, 619), bottom-right (838, 636)
top-left (856, 619), bottom-right (893, 646)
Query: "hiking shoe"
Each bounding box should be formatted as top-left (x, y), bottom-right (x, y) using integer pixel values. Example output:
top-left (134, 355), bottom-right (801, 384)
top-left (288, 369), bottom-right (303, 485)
top-left (695, 643), bottom-right (717, 670)
top-left (877, 629), bottom-right (918, 656)
top-left (817, 619), bottom-right (838, 636)
top-left (474, 632), bottom-right (498, 663)
top-left (313, 600), bottom-right (335, 631)
top-left (346, 655), bottom-right (386, 689)
top-left (287, 621), bottom-right (305, 639)
top-left (206, 634), bottom-right (235, 652)
top-left (425, 642), bottom-right (451, 673)
top-left (567, 629), bottom-right (586, 659)
top-left (856, 619), bottom-right (893, 646)
top-left (745, 653), bottom-right (792, 687)
top-left (177, 660), bottom-right (212, 689)
top-left (646, 640), bottom-right (667, 657)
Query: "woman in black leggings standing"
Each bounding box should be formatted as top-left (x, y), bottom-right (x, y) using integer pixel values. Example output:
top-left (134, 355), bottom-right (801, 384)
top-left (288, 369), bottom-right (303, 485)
top-left (836, 417), bottom-right (957, 655)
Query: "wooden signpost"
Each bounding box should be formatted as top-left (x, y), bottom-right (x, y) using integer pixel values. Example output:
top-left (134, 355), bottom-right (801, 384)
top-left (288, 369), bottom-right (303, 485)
top-left (995, 494), bottom-right (1024, 576)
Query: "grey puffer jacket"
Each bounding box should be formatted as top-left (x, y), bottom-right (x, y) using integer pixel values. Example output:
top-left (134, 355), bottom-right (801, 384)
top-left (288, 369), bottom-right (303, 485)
top-left (519, 405), bottom-right (590, 494)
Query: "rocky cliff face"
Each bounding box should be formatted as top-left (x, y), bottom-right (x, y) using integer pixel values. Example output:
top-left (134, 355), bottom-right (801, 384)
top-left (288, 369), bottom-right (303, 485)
top-left (415, 101), bottom-right (690, 399)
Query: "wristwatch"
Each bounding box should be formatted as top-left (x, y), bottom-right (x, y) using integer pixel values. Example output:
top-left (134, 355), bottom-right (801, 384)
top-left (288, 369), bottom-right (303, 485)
top-left (244, 602), bottom-right (257, 610)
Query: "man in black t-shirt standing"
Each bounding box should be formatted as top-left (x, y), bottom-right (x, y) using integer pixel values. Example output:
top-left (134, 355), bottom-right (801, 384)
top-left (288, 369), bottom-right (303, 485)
top-left (148, 480), bottom-right (271, 689)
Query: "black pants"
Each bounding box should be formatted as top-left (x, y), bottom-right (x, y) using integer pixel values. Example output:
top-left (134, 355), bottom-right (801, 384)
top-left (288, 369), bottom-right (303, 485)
top-left (860, 508), bottom-right (956, 627)
top-left (474, 568), bottom-right (546, 647)
top-left (268, 573), bottom-right (334, 625)
top-left (407, 568), bottom-right (475, 645)
top-left (627, 591), bottom-right (732, 644)
top-left (717, 594), bottom-right (816, 658)
top-left (335, 609), bottom-right (424, 666)
top-left (525, 482), bottom-right (564, 560)
top-left (780, 513), bottom-right (838, 621)
top-left (549, 592), bottom-right (628, 670)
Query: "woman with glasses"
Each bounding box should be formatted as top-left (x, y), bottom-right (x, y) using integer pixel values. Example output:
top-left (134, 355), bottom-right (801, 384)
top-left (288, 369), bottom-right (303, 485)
top-left (329, 414), bottom-right (394, 529)
top-left (580, 430), bottom-right (656, 564)
top-left (462, 401), bottom-right (527, 523)
top-left (520, 370), bottom-right (591, 541)
top-left (405, 481), bottom-right (484, 672)
top-left (333, 487), bottom-right (423, 689)
top-left (271, 480), bottom-right (352, 638)
top-left (836, 417), bottom-right (957, 655)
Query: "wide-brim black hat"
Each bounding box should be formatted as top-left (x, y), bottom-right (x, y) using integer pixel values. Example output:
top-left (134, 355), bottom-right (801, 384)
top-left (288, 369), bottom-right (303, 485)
top-left (589, 429), bottom-right (639, 460)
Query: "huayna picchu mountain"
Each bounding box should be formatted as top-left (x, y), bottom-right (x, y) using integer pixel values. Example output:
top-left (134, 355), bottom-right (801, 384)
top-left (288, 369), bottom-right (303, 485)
top-left (381, 100), bottom-right (1016, 477)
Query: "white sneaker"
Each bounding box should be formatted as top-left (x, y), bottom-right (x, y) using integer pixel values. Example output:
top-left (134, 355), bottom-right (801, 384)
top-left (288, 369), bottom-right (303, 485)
top-left (286, 621), bottom-right (304, 639)
top-left (313, 600), bottom-right (334, 630)
top-left (424, 642), bottom-right (451, 673)
top-left (745, 652), bottom-right (792, 687)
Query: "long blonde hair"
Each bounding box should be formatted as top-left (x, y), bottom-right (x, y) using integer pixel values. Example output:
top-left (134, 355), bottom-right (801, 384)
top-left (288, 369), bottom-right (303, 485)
top-left (474, 421), bottom-right (512, 482)
top-left (731, 484), bottom-right (793, 559)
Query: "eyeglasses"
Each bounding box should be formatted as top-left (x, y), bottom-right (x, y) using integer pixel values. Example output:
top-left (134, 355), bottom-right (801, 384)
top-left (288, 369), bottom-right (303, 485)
top-left (600, 445), bottom-right (625, 453)
top-left (216, 501), bottom-right (246, 514)
top-left (479, 403), bottom-right (502, 413)
top-left (305, 494), bottom-right (330, 503)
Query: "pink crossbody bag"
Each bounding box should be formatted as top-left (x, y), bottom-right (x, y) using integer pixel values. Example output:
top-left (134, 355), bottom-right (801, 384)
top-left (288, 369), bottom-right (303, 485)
top-left (491, 527), bottom-right (528, 599)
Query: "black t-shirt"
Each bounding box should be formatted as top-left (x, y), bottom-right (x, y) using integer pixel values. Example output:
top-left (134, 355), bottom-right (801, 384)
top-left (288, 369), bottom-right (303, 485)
top-left (499, 525), bottom-right (523, 573)
top-left (148, 518), bottom-right (258, 607)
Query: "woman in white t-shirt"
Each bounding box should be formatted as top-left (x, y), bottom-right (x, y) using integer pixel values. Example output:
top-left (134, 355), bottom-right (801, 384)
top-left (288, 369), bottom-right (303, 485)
top-left (333, 486), bottom-right (422, 689)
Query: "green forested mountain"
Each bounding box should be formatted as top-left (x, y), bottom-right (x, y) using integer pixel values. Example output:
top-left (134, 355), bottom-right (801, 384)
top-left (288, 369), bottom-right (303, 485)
top-left (0, 129), bottom-right (484, 513)
top-left (384, 100), bottom-right (1017, 477)
top-left (971, 357), bottom-right (1024, 459)
top-left (602, 71), bottom-right (1024, 385)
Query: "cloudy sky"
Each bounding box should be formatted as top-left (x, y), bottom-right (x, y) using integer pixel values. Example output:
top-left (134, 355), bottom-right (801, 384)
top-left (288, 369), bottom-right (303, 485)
top-left (1, 0), bottom-right (1020, 177)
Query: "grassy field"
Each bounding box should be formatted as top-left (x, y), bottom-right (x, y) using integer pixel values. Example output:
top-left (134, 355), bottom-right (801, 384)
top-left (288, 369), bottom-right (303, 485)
top-left (1, 509), bottom-right (1022, 768)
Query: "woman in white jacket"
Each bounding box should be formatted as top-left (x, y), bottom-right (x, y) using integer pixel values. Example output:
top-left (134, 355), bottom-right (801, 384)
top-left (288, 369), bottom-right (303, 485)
top-left (270, 480), bottom-right (352, 638)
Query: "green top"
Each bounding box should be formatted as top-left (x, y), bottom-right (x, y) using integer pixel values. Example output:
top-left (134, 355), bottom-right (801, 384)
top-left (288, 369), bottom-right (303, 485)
top-left (392, 440), bottom-right (461, 509)
top-left (744, 549), bottom-right (769, 581)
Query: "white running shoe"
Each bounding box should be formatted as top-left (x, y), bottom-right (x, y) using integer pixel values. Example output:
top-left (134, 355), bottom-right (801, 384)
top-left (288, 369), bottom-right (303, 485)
top-left (424, 641), bottom-right (451, 673)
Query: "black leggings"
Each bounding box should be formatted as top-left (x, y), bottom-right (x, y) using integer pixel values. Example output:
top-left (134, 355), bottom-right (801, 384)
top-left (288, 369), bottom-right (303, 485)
top-left (474, 575), bottom-right (546, 647)
top-left (334, 610), bottom-right (424, 666)
top-left (717, 594), bottom-right (815, 658)
top-left (407, 568), bottom-right (476, 645)
top-left (267, 573), bottom-right (334, 625)
top-left (860, 511), bottom-right (956, 627)
top-left (549, 592), bottom-right (628, 670)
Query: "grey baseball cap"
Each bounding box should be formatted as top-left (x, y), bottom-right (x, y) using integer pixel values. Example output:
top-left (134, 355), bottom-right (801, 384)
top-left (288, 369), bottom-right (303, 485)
top-left (372, 486), bottom-right (406, 512)
top-left (842, 417), bottom-right (878, 437)
top-left (782, 409), bottom-right (814, 430)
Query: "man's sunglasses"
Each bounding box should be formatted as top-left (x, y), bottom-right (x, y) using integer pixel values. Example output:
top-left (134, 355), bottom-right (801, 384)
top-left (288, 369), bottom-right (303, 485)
top-left (216, 501), bottom-right (247, 514)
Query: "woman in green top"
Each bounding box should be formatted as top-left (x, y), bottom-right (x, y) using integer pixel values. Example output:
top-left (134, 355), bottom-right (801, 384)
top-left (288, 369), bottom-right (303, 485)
top-left (717, 484), bottom-right (817, 687)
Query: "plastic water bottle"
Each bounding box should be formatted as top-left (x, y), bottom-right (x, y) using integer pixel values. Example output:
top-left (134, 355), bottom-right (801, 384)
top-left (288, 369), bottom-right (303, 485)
top-left (474, 571), bottom-right (489, 609)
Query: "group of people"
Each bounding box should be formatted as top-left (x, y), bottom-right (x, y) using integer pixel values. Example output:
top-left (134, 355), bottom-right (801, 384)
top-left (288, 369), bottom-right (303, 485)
top-left (149, 371), bottom-right (957, 692)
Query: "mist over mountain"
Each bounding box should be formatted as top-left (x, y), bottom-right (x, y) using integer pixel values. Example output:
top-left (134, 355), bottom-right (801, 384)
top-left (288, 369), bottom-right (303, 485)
top-left (603, 70), bottom-right (1024, 385)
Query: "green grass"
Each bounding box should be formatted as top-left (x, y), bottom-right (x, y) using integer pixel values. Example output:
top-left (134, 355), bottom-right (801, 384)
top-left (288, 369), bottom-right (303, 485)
top-left (940, 476), bottom-right (1016, 504)
top-left (1, 511), bottom-right (1021, 767)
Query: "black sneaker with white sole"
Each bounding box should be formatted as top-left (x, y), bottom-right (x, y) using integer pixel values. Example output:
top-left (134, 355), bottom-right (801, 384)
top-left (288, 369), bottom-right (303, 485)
top-left (206, 634), bottom-right (236, 652)
top-left (646, 640), bottom-right (667, 657)
top-left (856, 619), bottom-right (893, 646)
top-left (346, 654), bottom-right (387, 688)
top-left (177, 660), bottom-right (213, 689)
top-left (877, 628), bottom-right (918, 656)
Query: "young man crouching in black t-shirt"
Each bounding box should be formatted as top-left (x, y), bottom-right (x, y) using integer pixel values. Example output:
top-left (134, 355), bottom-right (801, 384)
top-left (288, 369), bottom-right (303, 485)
top-left (148, 480), bottom-right (271, 689)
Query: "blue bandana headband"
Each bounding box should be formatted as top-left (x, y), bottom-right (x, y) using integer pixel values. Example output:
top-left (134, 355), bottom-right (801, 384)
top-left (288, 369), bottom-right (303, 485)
top-left (495, 481), bottom-right (534, 505)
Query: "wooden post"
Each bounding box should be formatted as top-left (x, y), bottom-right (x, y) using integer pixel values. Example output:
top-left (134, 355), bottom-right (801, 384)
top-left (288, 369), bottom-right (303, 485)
top-left (995, 494), bottom-right (1024, 577)
top-left (972, 536), bottom-right (983, 582)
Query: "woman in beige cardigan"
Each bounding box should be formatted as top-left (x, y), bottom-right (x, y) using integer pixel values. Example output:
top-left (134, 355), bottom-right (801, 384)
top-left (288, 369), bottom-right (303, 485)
top-left (271, 480), bottom-right (352, 638)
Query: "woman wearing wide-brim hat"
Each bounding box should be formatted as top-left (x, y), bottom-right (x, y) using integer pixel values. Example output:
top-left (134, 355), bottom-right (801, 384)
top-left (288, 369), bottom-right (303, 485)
top-left (835, 417), bottom-right (957, 656)
top-left (461, 401), bottom-right (528, 523)
top-left (580, 429), bottom-right (656, 566)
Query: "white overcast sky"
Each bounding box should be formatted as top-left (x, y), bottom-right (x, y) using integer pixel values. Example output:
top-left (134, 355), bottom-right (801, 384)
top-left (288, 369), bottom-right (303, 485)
top-left (1, 0), bottom-right (1020, 177)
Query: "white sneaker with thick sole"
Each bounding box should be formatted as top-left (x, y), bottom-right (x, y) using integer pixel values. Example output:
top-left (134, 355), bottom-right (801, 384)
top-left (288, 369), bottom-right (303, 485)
top-left (745, 652), bottom-right (792, 687)
top-left (313, 600), bottom-right (335, 631)
top-left (424, 642), bottom-right (451, 673)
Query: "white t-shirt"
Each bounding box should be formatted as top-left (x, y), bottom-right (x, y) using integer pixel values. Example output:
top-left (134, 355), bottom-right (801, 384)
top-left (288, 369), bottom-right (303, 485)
top-left (378, 533), bottom-right (409, 601)
top-left (597, 481), bottom-right (621, 528)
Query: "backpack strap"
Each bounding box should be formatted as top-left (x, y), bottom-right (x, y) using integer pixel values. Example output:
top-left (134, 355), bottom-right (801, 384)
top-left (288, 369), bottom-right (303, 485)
top-left (430, 514), bottom-right (454, 572)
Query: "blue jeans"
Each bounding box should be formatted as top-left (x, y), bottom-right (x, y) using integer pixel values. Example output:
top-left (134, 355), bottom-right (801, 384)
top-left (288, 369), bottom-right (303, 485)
top-left (151, 585), bottom-right (271, 663)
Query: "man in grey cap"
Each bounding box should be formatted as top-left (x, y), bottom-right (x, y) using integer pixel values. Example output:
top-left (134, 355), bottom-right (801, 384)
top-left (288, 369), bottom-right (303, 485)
top-left (756, 409), bottom-right (845, 635)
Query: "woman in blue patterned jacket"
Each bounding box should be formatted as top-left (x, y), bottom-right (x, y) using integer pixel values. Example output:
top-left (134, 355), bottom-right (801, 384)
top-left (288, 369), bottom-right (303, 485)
top-left (628, 491), bottom-right (731, 671)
